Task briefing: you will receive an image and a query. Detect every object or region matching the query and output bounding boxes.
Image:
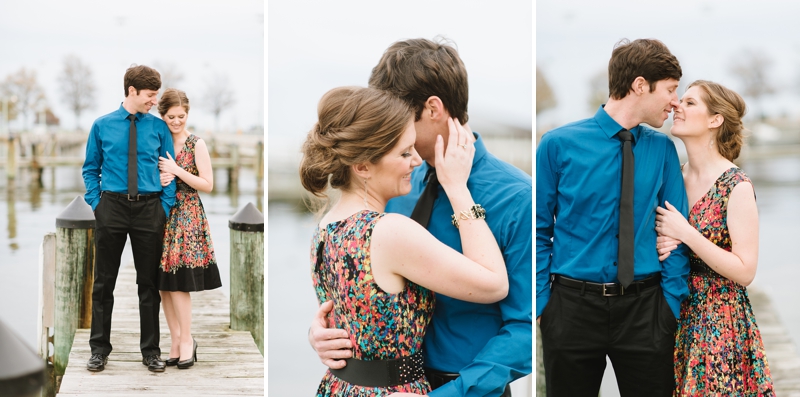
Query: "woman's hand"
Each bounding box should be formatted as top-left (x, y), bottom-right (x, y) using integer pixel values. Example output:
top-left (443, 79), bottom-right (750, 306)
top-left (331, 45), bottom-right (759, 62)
top-left (434, 118), bottom-right (475, 192)
top-left (160, 172), bottom-right (175, 187)
top-left (655, 201), bottom-right (693, 242)
top-left (158, 152), bottom-right (181, 175)
top-left (656, 234), bottom-right (682, 261)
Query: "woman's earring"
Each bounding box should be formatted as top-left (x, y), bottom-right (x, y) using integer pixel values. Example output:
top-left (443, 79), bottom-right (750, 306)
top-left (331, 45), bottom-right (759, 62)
top-left (364, 178), bottom-right (368, 209)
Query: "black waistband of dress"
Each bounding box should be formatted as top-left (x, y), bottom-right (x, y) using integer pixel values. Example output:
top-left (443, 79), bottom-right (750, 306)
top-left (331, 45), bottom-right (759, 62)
top-left (328, 350), bottom-right (425, 387)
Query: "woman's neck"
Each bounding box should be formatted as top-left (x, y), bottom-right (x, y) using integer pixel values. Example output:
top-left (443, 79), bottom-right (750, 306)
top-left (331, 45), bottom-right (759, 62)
top-left (682, 135), bottom-right (733, 178)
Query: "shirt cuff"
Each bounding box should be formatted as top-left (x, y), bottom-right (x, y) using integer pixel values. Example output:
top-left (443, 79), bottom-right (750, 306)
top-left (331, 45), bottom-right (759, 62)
top-left (427, 380), bottom-right (458, 397)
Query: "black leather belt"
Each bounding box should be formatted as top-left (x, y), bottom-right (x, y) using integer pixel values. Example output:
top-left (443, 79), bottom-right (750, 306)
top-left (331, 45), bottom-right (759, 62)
top-left (329, 351), bottom-right (425, 387)
top-left (553, 274), bottom-right (660, 296)
top-left (102, 191), bottom-right (160, 201)
top-left (176, 182), bottom-right (195, 192)
top-left (425, 369), bottom-right (511, 396)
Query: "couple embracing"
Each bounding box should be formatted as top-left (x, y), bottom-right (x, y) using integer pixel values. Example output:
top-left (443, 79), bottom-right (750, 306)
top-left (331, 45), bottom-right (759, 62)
top-left (537, 39), bottom-right (775, 396)
top-left (82, 65), bottom-right (221, 373)
top-left (302, 38), bottom-right (533, 396)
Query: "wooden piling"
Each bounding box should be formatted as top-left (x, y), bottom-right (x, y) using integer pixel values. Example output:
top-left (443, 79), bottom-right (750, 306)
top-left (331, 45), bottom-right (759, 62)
top-left (228, 143), bottom-right (240, 192)
top-left (6, 135), bottom-right (17, 179)
top-left (228, 202), bottom-right (264, 355)
top-left (38, 233), bottom-right (56, 397)
top-left (53, 196), bottom-right (95, 379)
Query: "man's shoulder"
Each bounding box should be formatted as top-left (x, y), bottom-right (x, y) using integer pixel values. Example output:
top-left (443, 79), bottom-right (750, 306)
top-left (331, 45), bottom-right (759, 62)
top-left (141, 113), bottom-right (167, 126)
top-left (542, 117), bottom-right (596, 141)
top-left (472, 151), bottom-right (531, 201)
top-left (93, 109), bottom-right (120, 125)
top-left (638, 125), bottom-right (677, 148)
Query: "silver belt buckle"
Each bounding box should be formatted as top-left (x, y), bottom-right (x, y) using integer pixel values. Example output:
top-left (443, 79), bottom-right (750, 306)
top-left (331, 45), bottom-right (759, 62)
top-left (601, 283), bottom-right (620, 297)
top-left (127, 194), bottom-right (139, 201)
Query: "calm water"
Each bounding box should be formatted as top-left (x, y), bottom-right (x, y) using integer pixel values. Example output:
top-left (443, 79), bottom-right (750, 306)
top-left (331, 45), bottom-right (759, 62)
top-left (0, 165), bottom-right (262, 351)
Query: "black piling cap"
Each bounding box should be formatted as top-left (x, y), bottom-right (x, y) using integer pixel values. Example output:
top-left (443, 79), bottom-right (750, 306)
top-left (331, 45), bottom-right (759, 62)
top-left (229, 202), bottom-right (264, 232)
top-left (56, 196), bottom-right (96, 229)
top-left (0, 317), bottom-right (45, 395)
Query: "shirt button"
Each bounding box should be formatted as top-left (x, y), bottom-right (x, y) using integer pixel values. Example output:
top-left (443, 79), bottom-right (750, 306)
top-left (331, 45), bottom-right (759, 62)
top-left (613, 261), bottom-right (617, 267)
top-left (616, 234), bottom-right (619, 238)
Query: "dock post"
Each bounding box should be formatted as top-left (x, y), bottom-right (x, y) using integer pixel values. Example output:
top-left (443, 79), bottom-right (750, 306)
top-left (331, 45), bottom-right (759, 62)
top-left (228, 143), bottom-right (240, 193)
top-left (228, 202), bottom-right (264, 355)
top-left (37, 233), bottom-right (56, 397)
top-left (6, 134), bottom-right (17, 180)
top-left (53, 196), bottom-right (95, 378)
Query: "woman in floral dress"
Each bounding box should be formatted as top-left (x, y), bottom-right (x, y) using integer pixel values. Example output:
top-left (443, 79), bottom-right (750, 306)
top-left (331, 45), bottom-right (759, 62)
top-left (656, 80), bottom-right (774, 396)
top-left (300, 87), bottom-right (508, 396)
top-left (156, 88), bottom-right (221, 369)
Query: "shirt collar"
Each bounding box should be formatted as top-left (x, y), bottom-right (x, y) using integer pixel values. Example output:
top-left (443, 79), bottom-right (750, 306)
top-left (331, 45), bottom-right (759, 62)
top-left (594, 105), bottom-right (640, 142)
top-left (117, 103), bottom-right (142, 121)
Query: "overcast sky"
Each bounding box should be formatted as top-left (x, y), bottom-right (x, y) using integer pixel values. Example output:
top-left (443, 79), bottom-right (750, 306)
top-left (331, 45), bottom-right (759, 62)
top-left (0, 0), bottom-right (263, 132)
top-left (268, 0), bottom-right (532, 165)
top-left (537, 0), bottom-right (800, 128)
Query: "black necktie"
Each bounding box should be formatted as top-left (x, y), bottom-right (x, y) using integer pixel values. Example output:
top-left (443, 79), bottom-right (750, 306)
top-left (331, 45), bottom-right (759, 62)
top-left (127, 114), bottom-right (138, 197)
top-left (617, 129), bottom-right (634, 288)
top-left (410, 168), bottom-right (438, 229)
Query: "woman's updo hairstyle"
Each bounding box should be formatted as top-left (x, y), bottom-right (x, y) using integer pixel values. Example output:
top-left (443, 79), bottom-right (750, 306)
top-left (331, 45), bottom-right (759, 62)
top-left (687, 80), bottom-right (747, 161)
top-left (158, 88), bottom-right (190, 116)
top-left (300, 86), bottom-right (412, 201)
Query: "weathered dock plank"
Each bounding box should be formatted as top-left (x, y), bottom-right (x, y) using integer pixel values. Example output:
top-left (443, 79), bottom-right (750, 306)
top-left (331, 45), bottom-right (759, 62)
top-left (749, 286), bottom-right (800, 396)
top-left (57, 263), bottom-right (264, 396)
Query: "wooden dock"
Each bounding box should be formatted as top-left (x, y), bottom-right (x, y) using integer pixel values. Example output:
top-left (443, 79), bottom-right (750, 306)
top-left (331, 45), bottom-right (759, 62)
top-left (56, 263), bottom-right (264, 396)
top-left (749, 286), bottom-right (800, 396)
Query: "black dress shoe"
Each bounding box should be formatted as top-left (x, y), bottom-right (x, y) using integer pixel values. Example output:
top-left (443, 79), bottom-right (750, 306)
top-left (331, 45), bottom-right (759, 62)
top-left (177, 339), bottom-right (197, 369)
top-left (87, 353), bottom-right (108, 372)
top-left (142, 355), bottom-right (166, 372)
top-left (165, 357), bottom-right (179, 366)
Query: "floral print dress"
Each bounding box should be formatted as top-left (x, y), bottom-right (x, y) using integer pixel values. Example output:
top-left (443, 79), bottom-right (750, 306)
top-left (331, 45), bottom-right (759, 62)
top-left (159, 134), bottom-right (222, 292)
top-left (311, 210), bottom-right (435, 396)
top-left (674, 167), bottom-right (774, 396)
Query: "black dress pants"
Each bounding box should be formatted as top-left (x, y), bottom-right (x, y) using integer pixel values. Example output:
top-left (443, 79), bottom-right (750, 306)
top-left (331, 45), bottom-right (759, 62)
top-left (89, 193), bottom-right (166, 357)
top-left (540, 282), bottom-right (677, 397)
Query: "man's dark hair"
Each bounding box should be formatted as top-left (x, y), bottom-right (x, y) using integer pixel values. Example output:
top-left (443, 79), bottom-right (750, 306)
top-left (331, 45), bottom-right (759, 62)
top-left (123, 65), bottom-right (161, 97)
top-left (368, 37), bottom-right (469, 123)
top-left (608, 39), bottom-right (682, 100)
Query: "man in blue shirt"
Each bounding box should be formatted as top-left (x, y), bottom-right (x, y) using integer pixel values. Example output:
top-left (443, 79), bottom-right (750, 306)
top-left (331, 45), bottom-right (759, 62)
top-left (536, 39), bottom-right (690, 396)
top-left (310, 38), bottom-right (532, 396)
top-left (82, 65), bottom-right (176, 373)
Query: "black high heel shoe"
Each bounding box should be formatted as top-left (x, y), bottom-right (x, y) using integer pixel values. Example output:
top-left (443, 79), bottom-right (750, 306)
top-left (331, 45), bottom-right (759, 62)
top-left (177, 339), bottom-right (197, 369)
top-left (165, 357), bottom-right (179, 366)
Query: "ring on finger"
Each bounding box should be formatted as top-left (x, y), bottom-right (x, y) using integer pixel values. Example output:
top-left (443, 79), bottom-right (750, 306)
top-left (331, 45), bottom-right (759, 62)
top-left (459, 143), bottom-right (467, 149)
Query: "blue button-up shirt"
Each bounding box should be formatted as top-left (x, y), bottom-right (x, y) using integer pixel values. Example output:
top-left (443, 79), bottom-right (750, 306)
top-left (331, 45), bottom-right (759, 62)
top-left (536, 106), bottom-right (690, 319)
top-left (82, 104), bottom-right (176, 215)
top-left (387, 132), bottom-right (532, 397)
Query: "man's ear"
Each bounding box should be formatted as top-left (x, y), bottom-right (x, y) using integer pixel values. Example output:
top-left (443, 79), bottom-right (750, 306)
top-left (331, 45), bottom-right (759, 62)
top-left (424, 96), bottom-right (448, 121)
top-left (631, 76), bottom-right (647, 96)
top-left (127, 86), bottom-right (137, 97)
top-left (351, 162), bottom-right (371, 180)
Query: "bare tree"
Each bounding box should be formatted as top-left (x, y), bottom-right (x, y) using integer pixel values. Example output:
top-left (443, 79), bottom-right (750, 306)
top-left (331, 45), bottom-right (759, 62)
top-left (2, 68), bottom-right (45, 131)
top-left (730, 49), bottom-right (775, 120)
top-left (536, 67), bottom-right (557, 115)
top-left (202, 72), bottom-right (236, 133)
top-left (588, 69), bottom-right (609, 112)
top-left (154, 62), bottom-right (184, 95)
top-left (59, 55), bottom-right (96, 131)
